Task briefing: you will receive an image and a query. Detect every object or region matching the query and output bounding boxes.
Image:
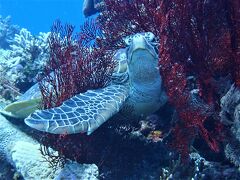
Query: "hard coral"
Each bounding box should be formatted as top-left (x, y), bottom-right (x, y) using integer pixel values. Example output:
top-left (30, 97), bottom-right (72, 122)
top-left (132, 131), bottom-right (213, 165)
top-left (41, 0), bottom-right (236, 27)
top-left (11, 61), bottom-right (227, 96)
top-left (0, 15), bottom-right (20, 49)
top-left (0, 26), bottom-right (49, 93)
top-left (220, 85), bottom-right (240, 166)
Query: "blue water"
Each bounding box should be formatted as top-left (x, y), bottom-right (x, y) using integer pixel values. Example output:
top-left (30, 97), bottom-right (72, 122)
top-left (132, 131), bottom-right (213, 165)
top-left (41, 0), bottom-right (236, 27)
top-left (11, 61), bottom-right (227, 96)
top-left (0, 0), bottom-right (85, 34)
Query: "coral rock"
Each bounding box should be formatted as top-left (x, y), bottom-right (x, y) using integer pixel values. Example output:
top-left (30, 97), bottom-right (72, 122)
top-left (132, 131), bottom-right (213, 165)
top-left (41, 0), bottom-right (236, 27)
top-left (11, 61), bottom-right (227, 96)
top-left (0, 114), bottom-right (98, 179)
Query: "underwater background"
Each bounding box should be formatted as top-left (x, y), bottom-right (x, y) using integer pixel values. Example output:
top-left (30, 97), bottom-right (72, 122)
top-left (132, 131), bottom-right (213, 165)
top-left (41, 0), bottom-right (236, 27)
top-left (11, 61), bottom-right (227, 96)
top-left (0, 0), bottom-right (85, 34)
top-left (0, 0), bottom-right (240, 179)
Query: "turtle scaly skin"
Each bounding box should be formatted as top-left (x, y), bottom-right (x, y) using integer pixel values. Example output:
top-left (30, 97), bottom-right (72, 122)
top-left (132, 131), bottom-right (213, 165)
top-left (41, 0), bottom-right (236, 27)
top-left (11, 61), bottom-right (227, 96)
top-left (25, 84), bottom-right (129, 135)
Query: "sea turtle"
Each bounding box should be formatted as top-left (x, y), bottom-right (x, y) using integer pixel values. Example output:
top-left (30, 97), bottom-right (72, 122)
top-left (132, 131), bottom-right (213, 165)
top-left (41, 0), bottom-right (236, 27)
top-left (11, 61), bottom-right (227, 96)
top-left (83, 0), bottom-right (102, 17)
top-left (0, 83), bottom-right (41, 118)
top-left (2, 32), bottom-right (167, 135)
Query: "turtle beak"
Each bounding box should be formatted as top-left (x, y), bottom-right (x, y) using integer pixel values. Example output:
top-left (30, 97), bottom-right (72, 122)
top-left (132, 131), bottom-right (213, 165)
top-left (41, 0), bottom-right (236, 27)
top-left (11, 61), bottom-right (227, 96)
top-left (127, 34), bottom-right (158, 62)
top-left (131, 34), bottom-right (147, 49)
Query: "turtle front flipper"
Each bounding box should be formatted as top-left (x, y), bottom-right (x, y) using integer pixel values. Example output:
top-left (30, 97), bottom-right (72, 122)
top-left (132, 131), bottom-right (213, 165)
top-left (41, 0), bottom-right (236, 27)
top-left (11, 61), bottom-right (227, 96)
top-left (25, 84), bottom-right (129, 135)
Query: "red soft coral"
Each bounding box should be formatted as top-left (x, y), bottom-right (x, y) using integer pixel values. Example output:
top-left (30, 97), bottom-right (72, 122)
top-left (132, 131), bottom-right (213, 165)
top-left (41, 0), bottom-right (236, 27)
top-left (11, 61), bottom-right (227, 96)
top-left (38, 20), bottom-right (115, 109)
top-left (157, 0), bottom-right (235, 161)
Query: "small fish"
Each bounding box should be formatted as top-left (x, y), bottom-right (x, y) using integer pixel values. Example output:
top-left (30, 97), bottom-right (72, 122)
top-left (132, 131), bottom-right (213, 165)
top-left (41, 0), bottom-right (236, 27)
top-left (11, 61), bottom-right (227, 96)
top-left (147, 130), bottom-right (164, 143)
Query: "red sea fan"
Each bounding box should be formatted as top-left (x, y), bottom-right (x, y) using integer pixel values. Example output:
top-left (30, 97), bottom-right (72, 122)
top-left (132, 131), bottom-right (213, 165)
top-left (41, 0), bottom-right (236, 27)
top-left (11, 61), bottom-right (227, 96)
top-left (37, 19), bottom-right (116, 165)
top-left (158, 0), bottom-right (240, 161)
top-left (97, 0), bottom-right (162, 49)
top-left (38, 20), bottom-right (115, 109)
top-left (98, 0), bottom-right (221, 161)
top-left (157, 0), bottom-right (234, 160)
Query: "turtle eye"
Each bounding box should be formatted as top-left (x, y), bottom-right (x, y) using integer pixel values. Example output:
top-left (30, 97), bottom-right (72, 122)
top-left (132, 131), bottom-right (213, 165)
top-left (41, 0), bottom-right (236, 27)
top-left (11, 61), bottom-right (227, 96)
top-left (124, 36), bottom-right (133, 45)
top-left (144, 32), bottom-right (155, 42)
top-left (134, 34), bottom-right (141, 38)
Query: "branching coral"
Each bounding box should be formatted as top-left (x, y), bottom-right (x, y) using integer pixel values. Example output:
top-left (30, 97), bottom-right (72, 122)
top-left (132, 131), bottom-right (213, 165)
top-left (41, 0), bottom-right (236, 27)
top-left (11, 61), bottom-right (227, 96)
top-left (97, 0), bottom-right (162, 49)
top-left (10, 28), bottom-right (50, 61)
top-left (9, 29), bottom-right (50, 88)
top-left (0, 15), bottom-right (20, 49)
top-left (38, 20), bottom-right (115, 109)
top-left (37, 19), bottom-right (116, 167)
top-left (0, 26), bottom-right (50, 93)
top-left (156, 0), bottom-right (240, 161)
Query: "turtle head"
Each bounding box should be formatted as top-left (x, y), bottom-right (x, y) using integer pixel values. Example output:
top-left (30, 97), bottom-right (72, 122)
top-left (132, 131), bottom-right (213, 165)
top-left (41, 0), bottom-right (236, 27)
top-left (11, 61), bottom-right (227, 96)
top-left (125, 32), bottom-right (159, 85)
top-left (124, 32), bottom-right (156, 46)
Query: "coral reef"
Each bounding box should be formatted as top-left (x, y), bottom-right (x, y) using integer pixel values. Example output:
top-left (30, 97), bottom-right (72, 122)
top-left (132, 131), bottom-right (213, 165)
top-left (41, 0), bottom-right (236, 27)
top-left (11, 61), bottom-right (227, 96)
top-left (0, 18), bottom-right (50, 102)
top-left (98, 0), bottom-right (240, 161)
top-left (33, 20), bottom-right (171, 178)
top-left (39, 20), bottom-right (115, 109)
top-left (36, 109), bottom-right (172, 179)
top-left (220, 85), bottom-right (240, 166)
top-left (0, 15), bottom-right (20, 49)
top-left (99, 1), bottom-right (223, 161)
top-left (156, 0), bottom-right (240, 161)
top-left (1, 0), bottom-right (239, 178)
top-left (34, 1), bottom-right (240, 177)
top-left (161, 153), bottom-right (240, 179)
top-left (55, 162), bottom-right (98, 180)
top-left (12, 141), bottom-right (98, 179)
top-left (8, 28), bottom-right (50, 91)
top-left (0, 114), bottom-right (98, 179)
